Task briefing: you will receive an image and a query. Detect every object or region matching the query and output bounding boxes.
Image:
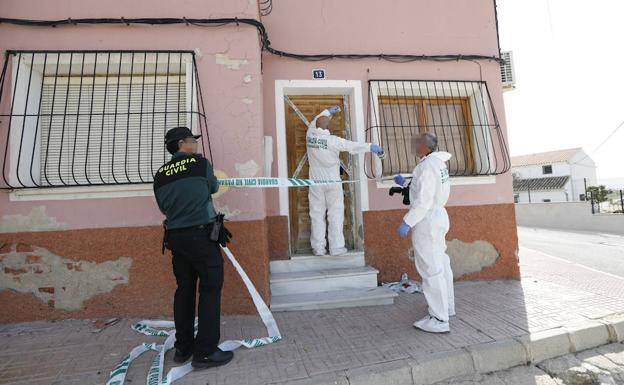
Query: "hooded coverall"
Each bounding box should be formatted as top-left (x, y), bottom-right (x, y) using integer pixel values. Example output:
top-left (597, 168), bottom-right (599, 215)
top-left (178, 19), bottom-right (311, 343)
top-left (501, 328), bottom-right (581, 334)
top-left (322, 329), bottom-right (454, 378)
top-left (306, 110), bottom-right (371, 255)
top-left (403, 151), bottom-right (455, 322)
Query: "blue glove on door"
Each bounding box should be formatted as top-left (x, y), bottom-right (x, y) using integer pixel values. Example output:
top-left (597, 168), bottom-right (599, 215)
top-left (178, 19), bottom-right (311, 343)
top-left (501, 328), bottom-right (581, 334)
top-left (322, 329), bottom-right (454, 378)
top-left (370, 144), bottom-right (384, 154)
top-left (328, 105), bottom-right (341, 114)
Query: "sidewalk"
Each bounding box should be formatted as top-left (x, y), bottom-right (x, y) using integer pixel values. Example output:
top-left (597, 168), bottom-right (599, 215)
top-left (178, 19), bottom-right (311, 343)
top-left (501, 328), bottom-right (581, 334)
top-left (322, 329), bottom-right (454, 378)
top-left (1, 247), bottom-right (624, 385)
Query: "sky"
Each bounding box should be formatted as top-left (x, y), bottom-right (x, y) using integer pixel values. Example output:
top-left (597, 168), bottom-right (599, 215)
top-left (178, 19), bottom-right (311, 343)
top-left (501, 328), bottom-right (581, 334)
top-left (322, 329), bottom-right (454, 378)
top-left (497, 0), bottom-right (624, 181)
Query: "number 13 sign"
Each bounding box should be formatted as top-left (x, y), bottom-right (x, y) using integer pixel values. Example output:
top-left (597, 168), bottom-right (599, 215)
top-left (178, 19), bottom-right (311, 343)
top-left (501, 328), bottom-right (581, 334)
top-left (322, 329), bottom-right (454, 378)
top-left (312, 69), bottom-right (325, 79)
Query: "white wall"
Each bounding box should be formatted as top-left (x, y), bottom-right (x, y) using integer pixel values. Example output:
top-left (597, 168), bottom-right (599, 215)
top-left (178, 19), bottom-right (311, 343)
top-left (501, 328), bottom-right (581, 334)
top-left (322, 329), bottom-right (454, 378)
top-left (513, 162), bottom-right (570, 179)
top-left (569, 150), bottom-right (598, 201)
top-left (516, 189), bottom-right (568, 203)
top-left (515, 202), bottom-right (624, 235)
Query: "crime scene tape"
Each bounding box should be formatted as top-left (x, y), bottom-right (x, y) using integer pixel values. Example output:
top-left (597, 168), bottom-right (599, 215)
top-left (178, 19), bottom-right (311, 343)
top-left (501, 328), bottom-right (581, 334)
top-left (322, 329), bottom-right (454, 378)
top-left (218, 177), bottom-right (357, 187)
top-left (106, 246), bottom-right (282, 385)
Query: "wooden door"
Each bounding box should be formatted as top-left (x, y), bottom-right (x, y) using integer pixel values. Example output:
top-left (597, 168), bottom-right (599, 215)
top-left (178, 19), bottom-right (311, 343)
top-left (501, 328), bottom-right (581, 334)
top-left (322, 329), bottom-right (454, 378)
top-left (285, 95), bottom-right (355, 255)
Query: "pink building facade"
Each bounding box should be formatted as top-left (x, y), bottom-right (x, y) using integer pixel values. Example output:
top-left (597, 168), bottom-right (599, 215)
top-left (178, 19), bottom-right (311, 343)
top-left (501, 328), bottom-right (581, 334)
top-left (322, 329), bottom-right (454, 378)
top-left (0, 0), bottom-right (518, 322)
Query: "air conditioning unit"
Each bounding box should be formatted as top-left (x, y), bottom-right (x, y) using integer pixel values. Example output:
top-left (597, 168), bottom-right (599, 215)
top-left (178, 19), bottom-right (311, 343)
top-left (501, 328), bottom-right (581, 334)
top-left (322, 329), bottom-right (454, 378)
top-left (500, 51), bottom-right (516, 91)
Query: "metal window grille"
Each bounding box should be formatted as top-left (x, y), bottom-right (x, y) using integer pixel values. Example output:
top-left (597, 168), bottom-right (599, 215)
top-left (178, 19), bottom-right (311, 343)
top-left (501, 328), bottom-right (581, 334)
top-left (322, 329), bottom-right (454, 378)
top-left (366, 80), bottom-right (510, 177)
top-left (0, 50), bottom-right (211, 189)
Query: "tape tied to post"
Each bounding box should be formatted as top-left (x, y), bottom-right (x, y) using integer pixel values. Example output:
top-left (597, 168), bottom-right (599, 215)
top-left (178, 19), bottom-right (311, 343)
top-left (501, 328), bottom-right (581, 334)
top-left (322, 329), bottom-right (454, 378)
top-left (106, 246), bottom-right (281, 385)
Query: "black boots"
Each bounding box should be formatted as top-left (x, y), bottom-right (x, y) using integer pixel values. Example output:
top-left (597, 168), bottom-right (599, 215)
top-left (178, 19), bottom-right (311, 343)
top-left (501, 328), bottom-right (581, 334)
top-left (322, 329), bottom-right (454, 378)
top-left (191, 349), bottom-right (234, 369)
top-left (173, 348), bottom-right (193, 363)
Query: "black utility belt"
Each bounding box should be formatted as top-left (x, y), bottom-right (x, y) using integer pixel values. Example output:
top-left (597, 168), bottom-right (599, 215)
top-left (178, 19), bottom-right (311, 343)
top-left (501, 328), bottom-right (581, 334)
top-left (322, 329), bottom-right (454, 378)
top-left (162, 213), bottom-right (231, 254)
top-left (166, 223), bottom-right (214, 233)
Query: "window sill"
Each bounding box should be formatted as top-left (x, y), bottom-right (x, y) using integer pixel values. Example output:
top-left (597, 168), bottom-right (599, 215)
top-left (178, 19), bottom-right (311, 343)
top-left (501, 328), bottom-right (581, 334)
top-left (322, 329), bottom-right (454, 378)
top-left (8, 184), bottom-right (154, 201)
top-left (375, 175), bottom-right (496, 189)
top-left (8, 175), bottom-right (497, 201)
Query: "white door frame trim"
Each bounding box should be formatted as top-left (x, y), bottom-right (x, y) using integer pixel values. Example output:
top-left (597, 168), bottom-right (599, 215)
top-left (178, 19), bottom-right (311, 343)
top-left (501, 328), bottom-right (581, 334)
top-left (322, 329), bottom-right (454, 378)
top-left (274, 79), bottom-right (369, 242)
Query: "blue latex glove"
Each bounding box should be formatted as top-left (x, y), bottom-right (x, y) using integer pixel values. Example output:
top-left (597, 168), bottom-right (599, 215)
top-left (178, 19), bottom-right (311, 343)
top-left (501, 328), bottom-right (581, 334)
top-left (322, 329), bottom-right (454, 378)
top-left (394, 175), bottom-right (406, 186)
top-left (328, 105), bottom-right (341, 114)
top-left (370, 144), bottom-right (383, 154)
top-left (398, 221), bottom-right (411, 237)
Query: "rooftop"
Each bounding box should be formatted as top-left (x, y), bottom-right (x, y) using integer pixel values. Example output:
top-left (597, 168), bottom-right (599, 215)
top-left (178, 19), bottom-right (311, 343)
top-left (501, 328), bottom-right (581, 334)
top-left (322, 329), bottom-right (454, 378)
top-left (513, 175), bottom-right (570, 191)
top-left (511, 148), bottom-right (582, 167)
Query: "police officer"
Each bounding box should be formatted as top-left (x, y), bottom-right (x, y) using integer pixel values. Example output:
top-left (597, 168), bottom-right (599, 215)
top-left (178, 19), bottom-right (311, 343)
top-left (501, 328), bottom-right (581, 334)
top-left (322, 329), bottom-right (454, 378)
top-left (153, 127), bottom-right (233, 369)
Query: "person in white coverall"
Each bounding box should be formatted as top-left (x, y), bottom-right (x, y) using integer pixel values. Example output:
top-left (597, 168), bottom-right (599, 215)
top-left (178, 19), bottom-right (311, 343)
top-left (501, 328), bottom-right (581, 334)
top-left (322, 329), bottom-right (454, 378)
top-left (395, 132), bottom-right (455, 333)
top-left (307, 106), bottom-right (384, 256)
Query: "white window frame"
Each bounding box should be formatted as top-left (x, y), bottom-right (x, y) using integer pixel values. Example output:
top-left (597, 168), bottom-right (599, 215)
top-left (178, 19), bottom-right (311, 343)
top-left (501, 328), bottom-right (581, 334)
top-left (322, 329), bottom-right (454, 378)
top-left (7, 52), bottom-right (198, 200)
top-left (368, 81), bottom-right (497, 187)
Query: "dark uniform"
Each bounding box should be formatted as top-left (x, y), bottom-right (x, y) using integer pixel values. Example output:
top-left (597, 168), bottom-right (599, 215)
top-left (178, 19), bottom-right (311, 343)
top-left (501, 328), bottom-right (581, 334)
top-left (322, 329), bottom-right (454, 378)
top-left (153, 142), bottom-right (223, 360)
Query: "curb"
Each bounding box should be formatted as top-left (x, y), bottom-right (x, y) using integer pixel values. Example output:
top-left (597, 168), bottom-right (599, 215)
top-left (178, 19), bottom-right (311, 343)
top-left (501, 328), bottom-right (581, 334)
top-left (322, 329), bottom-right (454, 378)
top-left (270, 313), bottom-right (624, 385)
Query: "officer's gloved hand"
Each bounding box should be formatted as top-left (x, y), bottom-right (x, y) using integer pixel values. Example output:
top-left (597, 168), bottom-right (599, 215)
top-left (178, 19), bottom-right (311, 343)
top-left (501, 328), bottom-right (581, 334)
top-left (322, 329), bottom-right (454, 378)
top-left (398, 221), bottom-right (411, 237)
top-left (394, 174), bottom-right (406, 186)
top-left (370, 144), bottom-right (384, 154)
top-left (328, 105), bottom-right (341, 114)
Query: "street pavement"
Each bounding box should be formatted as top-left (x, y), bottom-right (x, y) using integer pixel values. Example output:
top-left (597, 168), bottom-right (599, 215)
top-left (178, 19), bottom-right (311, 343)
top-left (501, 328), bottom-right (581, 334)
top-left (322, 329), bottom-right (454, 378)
top-left (432, 342), bottom-right (624, 385)
top-left (1, 237), bottom-right (624, 384)
top-left (518, 226), bottom-right (624, 278)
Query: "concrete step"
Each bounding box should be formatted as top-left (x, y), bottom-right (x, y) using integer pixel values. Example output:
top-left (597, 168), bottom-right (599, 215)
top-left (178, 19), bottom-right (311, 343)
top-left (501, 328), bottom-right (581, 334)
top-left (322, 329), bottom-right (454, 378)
top-left (269, 251), bottom-right (365, 274)
top-left (270, 286), bottom-right (398, 312)
top-left (270, 266), bottom-right (379, 296)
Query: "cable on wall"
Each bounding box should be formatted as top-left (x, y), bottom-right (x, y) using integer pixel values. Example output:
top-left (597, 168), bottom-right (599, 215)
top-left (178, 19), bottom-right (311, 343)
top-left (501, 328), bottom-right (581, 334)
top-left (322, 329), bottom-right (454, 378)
top-left (0, 17), bottom-right (504, 64)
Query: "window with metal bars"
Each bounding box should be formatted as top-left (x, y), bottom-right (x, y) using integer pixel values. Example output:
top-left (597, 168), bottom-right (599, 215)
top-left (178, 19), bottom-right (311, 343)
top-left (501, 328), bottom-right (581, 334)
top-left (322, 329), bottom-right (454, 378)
top-left (366, 80), bottom-right (510, 177)
top-left (0, 50), bottom-right (211, 189)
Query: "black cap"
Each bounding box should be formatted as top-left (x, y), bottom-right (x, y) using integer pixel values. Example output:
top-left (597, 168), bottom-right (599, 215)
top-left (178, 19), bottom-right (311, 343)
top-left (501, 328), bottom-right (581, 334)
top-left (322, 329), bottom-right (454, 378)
top-left (164, 127), bottom-right (200, 144)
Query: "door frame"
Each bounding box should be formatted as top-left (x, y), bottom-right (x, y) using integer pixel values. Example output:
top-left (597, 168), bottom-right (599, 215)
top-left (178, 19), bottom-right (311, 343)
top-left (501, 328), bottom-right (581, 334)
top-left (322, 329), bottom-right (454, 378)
top-left (274, 80), bottom-right (369, 253)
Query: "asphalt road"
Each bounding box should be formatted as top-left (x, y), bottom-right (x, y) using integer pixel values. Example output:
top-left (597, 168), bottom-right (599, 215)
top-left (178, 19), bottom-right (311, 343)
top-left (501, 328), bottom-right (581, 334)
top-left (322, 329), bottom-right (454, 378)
top-left (518, 226), bottom-right (624, 278)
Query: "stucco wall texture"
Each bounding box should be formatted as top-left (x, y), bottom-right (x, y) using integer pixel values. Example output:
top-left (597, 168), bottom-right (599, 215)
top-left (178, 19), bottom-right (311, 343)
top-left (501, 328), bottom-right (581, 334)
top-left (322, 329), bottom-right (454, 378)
top-left (0, 220), bottom-right (270, 323)
top-left (364, 204), bottom-right (520, 284)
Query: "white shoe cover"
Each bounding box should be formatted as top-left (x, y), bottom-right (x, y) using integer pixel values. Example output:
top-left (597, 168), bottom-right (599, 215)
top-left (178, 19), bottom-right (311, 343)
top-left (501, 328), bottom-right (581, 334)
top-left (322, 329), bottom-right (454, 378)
top-left (413, 315), bottom-right (430, 328)
top-left (413, 316), bottom-right (450, 333)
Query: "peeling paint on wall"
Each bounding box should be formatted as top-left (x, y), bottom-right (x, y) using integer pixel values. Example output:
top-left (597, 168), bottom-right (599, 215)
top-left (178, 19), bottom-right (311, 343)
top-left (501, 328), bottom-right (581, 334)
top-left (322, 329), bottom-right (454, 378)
top-left (212, 169), bottom-right (230, 199)
top-left (213, 200), bottom-right (242, 219)
top-left (407, 239), bottom-right (499, 279)
top-left (446, 239), bottom-right (500, 278)
top-left (243, 74), bottom-right (252, 83)
top-left (241, 97), bottom-right (253, 105)
top-left (235, 160), bottom-right (260, 177)
top-left (0, 206), bottom-right (68, 234)
top-left (215, 53), bottom-right (249, 70)
top-left (0, 244), bottom-right (132, 310)
top-left (210, 161), bottom-right (259, 218)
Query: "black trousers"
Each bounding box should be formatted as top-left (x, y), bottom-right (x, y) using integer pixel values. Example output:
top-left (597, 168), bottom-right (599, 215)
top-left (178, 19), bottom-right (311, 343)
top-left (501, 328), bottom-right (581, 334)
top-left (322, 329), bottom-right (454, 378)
top-left (167, 227), bottom-right (224, 356)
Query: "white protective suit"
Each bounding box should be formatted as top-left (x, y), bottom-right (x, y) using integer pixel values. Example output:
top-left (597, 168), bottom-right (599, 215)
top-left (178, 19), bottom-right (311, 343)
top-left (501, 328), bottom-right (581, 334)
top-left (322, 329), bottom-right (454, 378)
top-left (403, 151), bottom-right (455, 322)
top-left (307, 110), bottom-right (371, 256)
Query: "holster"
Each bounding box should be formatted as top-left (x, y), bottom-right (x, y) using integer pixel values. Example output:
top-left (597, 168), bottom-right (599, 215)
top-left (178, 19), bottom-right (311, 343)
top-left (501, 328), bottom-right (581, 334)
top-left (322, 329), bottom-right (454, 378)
top-left (209, 214), bottom-right (222, 242)
top-left (210, 213), bottom-right (232, 246)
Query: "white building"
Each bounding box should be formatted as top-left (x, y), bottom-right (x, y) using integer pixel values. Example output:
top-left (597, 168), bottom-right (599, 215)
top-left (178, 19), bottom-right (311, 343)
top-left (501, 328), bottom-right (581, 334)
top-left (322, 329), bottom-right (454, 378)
top-left (511, 148), bottom-right (597, 203)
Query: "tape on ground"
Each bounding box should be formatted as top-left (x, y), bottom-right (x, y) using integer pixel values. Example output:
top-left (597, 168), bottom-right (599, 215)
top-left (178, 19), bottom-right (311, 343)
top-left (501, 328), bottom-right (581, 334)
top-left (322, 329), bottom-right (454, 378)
top-left (106, 246), bottom-right (281, 385)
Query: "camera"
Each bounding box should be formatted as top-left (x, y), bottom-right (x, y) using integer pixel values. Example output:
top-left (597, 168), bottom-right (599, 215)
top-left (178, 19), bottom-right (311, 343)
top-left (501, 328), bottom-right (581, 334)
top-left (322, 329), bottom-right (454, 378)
top-left (389, 185), bottom-right (410, 206)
